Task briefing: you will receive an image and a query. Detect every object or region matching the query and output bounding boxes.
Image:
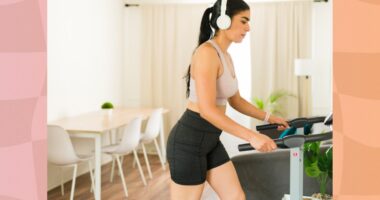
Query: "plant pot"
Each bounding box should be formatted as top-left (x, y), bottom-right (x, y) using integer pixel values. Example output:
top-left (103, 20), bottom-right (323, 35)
top-left (311, 193), bottom-right (332, 200)
top-left (102, 108), bottom-right (113, 119)
top-left (282, 193), bottom-right (332, 200)
top-left (282, 194), bottom-right (313, 200)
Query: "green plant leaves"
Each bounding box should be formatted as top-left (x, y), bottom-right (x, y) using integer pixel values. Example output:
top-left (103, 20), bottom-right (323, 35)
top-left (326, 146), bottom-right (333, 179)
top-left (101, 102), bottom-right (114, 109)
top-left (304, 142), bottom-right (320, 163)
top-left (252, 89), bottom-right (296, 117)
top-left (305, 161), bottom-right (321, 177)
top-left (303, 141), bottom-right (333, 195)
top-left (268, 89), bottom-right (295, 104)
top-left (318, 154), bottom-right (328, 172)
top-left (253, 97), bottom-right (264, 110)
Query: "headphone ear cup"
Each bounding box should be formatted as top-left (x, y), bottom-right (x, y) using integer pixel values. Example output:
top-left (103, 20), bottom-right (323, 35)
top-left (216, 15), bottom-right (231, 30)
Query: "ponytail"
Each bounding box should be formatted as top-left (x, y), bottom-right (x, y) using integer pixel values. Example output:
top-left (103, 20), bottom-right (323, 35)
top-left (198, 7), bottom-right (214, 46)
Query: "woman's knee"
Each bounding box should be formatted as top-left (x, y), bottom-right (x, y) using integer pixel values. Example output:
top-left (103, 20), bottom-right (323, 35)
top-left (170, 180), bottom-right (205, 200)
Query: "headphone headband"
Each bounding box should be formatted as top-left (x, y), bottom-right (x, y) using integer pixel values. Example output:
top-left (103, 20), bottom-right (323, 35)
top-left (221, 0), bottom-right (227, 14)
top-left (216, 0), bottom-right (231, 30)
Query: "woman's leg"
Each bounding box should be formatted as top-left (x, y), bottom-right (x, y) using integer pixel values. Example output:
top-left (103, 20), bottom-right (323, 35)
top-left (170, 180), bottom-right (205, 200)
top-left (206, 161), bottom-right (245, 200)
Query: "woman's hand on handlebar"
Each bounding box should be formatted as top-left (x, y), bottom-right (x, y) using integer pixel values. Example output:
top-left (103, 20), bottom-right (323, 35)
top-left (248, 132), bottom-right (277, 152)
top-left (269, 115), bottom-right (289, 131)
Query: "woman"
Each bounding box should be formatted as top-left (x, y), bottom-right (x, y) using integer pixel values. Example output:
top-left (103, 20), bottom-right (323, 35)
top-left (166, 0), bottom-right (289, 199)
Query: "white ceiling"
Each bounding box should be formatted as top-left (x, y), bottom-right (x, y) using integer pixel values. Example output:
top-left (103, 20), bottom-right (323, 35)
top-left (124, 0), bottom-right (314, 5)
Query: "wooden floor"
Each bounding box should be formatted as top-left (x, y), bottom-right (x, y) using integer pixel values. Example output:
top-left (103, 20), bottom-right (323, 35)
top-left (48, 153), bottom-right (219, 200)
top-left (48, 154), bottom-right (171, 200)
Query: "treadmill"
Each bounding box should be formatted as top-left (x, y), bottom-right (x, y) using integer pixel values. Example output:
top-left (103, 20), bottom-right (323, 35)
top-left (238, 114), bottom-right (333, 200)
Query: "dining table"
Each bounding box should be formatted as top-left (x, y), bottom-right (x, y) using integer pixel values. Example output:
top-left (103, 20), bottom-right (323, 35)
top-left (49, 107), bottom-right (169, 200)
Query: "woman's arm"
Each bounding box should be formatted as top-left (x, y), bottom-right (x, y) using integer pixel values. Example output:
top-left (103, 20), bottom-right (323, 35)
top-left (228, 91), bottom-right (267, 121)
top-left (228, 91), bottom-right (289, 128)
top-left (224, 53), bottom-right (288, 127)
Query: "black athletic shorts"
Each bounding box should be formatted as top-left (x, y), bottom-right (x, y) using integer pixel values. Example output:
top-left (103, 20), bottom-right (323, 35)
top-left (166, 109), bottom-right (230, 185)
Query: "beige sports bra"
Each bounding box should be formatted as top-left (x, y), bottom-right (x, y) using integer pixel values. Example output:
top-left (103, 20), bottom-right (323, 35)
top-left (188, 40), bottom-right (239, 105)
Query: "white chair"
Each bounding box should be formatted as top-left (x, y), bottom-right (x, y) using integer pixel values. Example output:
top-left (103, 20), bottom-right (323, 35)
top-left (47, 125), bottom-right (95, 200)
top-left (138, 108), bottom-right (166, 179)
top-left (102, 116), bottom-right (147, 198)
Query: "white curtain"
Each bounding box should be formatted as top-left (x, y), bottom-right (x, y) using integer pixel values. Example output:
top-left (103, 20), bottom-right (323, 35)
top-left (139, 4), bottom-right (208, 133)
top-left (249, 1), bottom-right (312, 119)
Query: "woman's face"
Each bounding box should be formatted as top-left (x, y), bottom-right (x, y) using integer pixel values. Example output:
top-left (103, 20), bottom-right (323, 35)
top-left (225, 10), bottom-right (251, 43)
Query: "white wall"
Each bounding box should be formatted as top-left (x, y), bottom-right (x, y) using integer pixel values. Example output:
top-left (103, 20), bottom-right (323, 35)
top-left (48, 0), bottom-right (125, 190)
top-left (124, 7), bottom-right (143, 107)
top-left (311, 0), bottom-right (332, 116)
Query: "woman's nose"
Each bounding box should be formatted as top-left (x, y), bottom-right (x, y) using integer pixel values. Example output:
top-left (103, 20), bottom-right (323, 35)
top-left (246, 24), bottom-right (250, 32)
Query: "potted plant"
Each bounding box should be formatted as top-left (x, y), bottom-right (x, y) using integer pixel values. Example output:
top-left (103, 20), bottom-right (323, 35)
top-left (101, 101), bottom-right (114, 116)
top-left (303, 141), bottom-right (333, 200)
top-left (252, 89), bottom-right (296, 118)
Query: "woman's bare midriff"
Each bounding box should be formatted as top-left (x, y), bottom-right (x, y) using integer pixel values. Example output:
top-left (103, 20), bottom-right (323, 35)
top-left (187, 100), bottom-right (226, 114)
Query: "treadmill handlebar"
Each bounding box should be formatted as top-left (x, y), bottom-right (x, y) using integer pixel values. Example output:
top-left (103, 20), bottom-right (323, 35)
top-left (238, 131), bottom-right (332, 152)
top-left (238, 138), bottom-right (283, 151)
top-left (305, 131), bottom-right (332, 142)
top-left (256, 116), bottom-right (326, 131)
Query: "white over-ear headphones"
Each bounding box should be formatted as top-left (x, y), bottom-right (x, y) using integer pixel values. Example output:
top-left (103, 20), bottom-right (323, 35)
top-left (216, 0), bottom-right (231, 30)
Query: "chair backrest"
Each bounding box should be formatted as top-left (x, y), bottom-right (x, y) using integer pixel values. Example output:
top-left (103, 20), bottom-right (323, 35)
top-left (116, 116), bottom-right (143, 153)
top-left (47, 125), bottom-right (79, 165)
top-left (143, 108), bottom-right (163, 140)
